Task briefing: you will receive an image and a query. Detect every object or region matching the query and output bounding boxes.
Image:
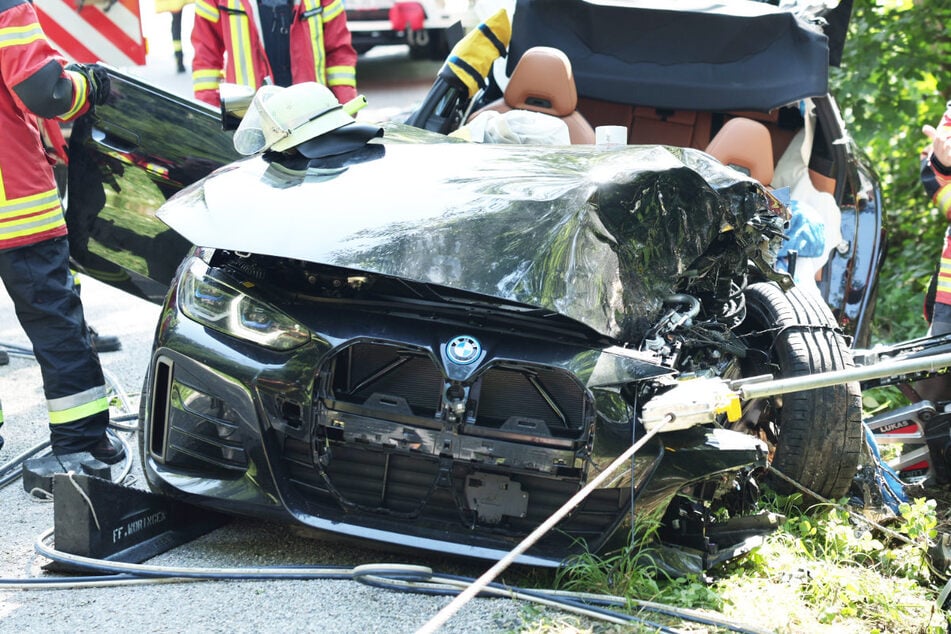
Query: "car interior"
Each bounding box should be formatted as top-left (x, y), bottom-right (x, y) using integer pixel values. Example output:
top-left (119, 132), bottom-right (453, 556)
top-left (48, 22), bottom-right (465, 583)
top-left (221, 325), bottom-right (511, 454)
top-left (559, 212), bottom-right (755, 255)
top-left (462, 41), bottom-right (837, 203)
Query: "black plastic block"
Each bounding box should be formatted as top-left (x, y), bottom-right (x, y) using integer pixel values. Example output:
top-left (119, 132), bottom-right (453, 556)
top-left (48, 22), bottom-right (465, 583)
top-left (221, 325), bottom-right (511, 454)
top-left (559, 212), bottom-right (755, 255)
top-left (50, 473), bottom-right (229, 571)
top-left (22, 452), bottom-right (111, 498)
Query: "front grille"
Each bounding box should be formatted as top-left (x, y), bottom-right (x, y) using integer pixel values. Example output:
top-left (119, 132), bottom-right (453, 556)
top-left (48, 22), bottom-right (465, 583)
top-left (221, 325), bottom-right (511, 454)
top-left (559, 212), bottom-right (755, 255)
top-left (280, 438), bottom-right (625, 554)
top-left (329, 342), bottom-right (590, 438)
top-left (278, 340), bottom-right (616, 554)
top-left (332, 343), bottom-right (443, 418)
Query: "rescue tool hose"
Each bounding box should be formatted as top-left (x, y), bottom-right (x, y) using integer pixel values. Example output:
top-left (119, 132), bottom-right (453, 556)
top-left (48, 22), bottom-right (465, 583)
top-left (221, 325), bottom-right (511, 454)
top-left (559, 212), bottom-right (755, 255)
top-left (14, 527), bottom-right (770, 633)
top-left (416, 414), bottom-right (675, 634)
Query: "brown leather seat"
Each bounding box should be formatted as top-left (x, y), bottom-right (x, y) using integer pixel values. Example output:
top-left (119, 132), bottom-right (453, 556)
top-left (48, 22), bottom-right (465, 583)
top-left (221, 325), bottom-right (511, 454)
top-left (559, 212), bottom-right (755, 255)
top-left (704, 117), bottom-right (774, 186)
top-left (468, 46), bottom-right (596, 145)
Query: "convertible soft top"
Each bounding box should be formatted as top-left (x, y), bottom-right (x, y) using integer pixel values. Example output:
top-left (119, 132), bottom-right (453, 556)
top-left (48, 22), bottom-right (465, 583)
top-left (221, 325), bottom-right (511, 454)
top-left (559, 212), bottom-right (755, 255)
top-left (507, 0), bottom-right (852, 112)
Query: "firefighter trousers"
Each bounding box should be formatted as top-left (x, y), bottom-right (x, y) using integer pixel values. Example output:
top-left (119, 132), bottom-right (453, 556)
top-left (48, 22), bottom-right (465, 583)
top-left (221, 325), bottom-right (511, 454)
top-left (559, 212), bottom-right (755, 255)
top-left (0, 237), bottom-right (109, 453)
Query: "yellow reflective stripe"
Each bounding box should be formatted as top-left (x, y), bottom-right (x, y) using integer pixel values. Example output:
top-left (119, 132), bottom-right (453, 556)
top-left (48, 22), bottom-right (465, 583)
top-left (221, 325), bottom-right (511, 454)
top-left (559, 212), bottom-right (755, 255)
top-left (303, 0), bottom-right (325, 84)
top-left (323, 0), bottom-right (343, 20)
top-left (49, 397), bottom-right (109, 424)
top-left (939, 256), bottom-right (951, 294)
top-left (193, 68), bottom-right (222, 92)
top-left (48, 386), bottom-right (109, 425)
top-left (937, 184), bottom-right (951, 217)
top-left (0, 187), bottom-right (61, 218)
top-left (0, 209), bottom-right (65, 241)
top-left (0, 23), bottom-right (45, 48)
top-left (195, 0), bottom-right (220, 22)
top-left (0, 182), bottom-right (65, 240)
top-left (227, 0), bottom-right (256, 88)
top-left (326, 65), bottom-right (355, 87)
top-left (61, 72), bottom-right (87, 119)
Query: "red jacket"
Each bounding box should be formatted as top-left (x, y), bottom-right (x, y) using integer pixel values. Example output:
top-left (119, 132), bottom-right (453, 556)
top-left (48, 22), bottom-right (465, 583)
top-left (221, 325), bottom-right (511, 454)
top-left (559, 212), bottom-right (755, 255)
top-left (923, 105), bottom-right (951, 309)
top-left (191, 0), bottom-right (357, 107)
top-left (0, 0), bottom-right (93, 251)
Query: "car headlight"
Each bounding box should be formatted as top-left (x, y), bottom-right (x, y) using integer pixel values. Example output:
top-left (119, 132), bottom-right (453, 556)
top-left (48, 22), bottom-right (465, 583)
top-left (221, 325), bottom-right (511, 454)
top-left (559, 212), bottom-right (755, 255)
top-left (178, 258), bottom-right (310, 351)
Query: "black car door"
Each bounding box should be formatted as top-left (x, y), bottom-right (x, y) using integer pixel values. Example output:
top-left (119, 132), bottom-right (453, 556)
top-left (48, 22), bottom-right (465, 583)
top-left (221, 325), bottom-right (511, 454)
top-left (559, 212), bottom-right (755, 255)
top-left (65, 68), bottom-right (241, 303)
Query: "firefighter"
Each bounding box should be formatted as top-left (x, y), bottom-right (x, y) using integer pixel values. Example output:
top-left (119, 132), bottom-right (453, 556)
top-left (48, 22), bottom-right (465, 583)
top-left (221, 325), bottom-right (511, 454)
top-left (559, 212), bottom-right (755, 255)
top-left (922, 104), bottom-right (951, 335)
top-left (0, 0), bottom-right (122, 462)
top-left (190, 0), bottom-right (357, 108)
top-left (154, 0), bottom-right (195, 74)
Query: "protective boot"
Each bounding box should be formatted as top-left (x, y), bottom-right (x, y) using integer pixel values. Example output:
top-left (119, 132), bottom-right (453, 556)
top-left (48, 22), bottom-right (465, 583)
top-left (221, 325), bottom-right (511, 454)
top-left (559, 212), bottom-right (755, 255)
top-left (175, 49), bottom-right (186, 74)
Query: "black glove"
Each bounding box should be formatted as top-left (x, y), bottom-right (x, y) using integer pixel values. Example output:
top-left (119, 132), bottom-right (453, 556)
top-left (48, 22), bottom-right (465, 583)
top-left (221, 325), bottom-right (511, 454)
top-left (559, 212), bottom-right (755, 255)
top-left (66, 63), bottom-right (111, 106)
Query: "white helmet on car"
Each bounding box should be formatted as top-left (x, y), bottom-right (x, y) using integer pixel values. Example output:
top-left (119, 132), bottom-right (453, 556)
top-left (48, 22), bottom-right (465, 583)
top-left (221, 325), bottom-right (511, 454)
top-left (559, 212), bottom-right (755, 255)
top-left (233, 82), bottom-right (358, 156)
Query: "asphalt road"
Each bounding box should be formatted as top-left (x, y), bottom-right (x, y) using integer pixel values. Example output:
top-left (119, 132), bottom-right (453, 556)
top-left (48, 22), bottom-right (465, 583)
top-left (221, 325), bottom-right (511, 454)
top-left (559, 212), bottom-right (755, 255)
top-left (0, 15), bottom-right (580, 634)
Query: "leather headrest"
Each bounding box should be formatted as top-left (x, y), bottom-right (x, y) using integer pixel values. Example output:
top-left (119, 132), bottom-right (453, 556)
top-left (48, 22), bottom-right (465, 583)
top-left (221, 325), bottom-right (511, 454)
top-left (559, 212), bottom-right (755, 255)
top-left (503, 47), bottom-right (578, 117)
top-left (705, 117), bottom-right (775, 186)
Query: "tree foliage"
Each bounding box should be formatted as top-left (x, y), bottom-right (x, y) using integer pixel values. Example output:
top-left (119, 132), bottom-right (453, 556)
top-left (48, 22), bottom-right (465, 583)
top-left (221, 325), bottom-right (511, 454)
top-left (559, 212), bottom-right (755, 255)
top-left (831, 0), bottom-right (951, 342)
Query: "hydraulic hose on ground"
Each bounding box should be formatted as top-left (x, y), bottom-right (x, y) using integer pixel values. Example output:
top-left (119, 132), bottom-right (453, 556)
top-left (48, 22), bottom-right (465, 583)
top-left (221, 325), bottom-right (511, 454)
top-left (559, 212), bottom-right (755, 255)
top-left (4, 526), bottom-right (771, 634)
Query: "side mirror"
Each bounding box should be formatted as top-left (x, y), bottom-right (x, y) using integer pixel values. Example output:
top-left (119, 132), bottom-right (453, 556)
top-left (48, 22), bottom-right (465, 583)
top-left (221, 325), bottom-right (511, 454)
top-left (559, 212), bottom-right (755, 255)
top-left (219, 83), bottom-right (256, 131)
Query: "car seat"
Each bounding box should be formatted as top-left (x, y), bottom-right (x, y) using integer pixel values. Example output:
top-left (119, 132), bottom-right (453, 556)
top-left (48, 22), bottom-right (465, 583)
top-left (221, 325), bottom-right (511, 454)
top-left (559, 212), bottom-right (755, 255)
top-left (467, 46), bottom-right (596, 145)
top-left (704, 117), bottom-right (775, 186)
top-left (707, 117), bottom-right (841, 296)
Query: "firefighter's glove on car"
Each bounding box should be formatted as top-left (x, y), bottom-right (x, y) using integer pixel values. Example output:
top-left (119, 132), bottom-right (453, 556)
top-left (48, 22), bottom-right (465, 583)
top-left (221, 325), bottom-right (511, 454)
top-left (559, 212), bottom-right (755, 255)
top-left (66, 63), bottom-right (111, 106)
top-left (641, 378), bottom-right (742, 433)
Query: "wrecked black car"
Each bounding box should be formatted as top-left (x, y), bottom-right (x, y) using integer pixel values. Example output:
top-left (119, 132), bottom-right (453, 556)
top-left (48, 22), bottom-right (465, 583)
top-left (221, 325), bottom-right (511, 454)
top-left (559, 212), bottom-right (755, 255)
top-left (62, 0), bottom-right (869, 568)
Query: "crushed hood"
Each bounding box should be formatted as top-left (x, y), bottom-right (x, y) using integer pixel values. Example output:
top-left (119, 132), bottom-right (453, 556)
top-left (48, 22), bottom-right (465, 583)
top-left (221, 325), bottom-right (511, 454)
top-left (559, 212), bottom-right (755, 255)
top-left (159, 124), bottom-right (776, 342)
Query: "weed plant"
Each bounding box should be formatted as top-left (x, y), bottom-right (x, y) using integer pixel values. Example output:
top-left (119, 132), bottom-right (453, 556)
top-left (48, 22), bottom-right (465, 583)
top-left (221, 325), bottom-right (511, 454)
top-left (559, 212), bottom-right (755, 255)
top-left (553, 490), bottom-right (950, 632)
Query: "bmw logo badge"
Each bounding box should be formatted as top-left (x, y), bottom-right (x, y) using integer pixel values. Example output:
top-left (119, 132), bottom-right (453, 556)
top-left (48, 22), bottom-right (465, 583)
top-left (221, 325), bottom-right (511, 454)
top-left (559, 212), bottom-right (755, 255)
top-left (446, 335), bottom-right (481, 365)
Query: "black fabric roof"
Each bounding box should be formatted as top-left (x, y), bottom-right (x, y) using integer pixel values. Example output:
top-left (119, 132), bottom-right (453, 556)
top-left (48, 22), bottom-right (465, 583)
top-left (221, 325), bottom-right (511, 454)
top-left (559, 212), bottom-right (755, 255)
top-left (507, 0), bottom-right (833, 112)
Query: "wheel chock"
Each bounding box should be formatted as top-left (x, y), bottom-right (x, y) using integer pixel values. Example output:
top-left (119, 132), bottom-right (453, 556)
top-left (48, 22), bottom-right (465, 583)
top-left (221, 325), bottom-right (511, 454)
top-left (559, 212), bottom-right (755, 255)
top-left (48, 473), bottom-right (229, 572)
top-left (22, 452), bottom-right (111, 498)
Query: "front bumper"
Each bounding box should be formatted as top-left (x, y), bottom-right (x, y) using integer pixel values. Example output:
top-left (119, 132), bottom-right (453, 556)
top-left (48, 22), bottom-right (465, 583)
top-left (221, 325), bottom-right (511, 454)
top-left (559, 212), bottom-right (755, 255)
top-left (141, 289), bottom-right (766, 565)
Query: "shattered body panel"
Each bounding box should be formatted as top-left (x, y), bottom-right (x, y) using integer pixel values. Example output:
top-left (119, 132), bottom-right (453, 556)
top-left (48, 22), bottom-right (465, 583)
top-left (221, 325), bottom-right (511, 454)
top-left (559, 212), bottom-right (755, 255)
top-left (160, 134), bottom-right (779, 342)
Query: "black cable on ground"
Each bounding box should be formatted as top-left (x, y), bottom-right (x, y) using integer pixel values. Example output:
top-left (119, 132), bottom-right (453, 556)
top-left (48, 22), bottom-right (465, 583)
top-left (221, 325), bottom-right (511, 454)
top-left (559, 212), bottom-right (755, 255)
top-left (0, 527), bottom-right (774, 633)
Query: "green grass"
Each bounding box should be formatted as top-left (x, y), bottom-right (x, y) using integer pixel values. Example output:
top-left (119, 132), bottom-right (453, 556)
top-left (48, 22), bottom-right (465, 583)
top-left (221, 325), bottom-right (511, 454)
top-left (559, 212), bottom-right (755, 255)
top-left (535, 491), bottom-right (950, 633)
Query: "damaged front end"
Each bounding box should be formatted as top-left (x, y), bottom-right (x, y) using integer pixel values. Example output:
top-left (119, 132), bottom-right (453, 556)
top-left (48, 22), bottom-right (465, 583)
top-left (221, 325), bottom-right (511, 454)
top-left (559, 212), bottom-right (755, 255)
top-left (137, 136), bottom-right (790, 568)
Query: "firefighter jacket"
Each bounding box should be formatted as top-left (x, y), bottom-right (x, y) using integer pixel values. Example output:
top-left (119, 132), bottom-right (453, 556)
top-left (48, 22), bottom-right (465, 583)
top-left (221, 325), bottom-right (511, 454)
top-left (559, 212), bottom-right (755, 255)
top-left (191, 0), bottom-right (357, 107)
top-left (0, 0), bottom-right (94, 251)
top-left (923, 105), bottom-right (951, 309)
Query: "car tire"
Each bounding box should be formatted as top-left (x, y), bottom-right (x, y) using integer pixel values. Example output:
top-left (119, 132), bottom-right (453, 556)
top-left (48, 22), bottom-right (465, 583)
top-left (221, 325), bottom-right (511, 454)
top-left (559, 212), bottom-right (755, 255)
top-left (738, 281), bottom-right (864, 500)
